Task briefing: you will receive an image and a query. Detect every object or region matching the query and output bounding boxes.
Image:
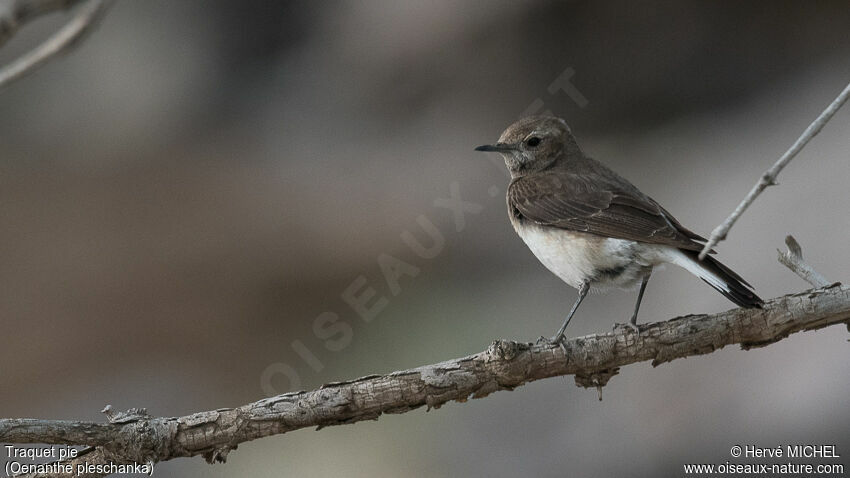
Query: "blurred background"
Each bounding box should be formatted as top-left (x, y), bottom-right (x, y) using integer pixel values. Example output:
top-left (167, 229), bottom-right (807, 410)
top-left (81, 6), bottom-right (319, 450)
top-left (1, 0), bottom-right (849, 476)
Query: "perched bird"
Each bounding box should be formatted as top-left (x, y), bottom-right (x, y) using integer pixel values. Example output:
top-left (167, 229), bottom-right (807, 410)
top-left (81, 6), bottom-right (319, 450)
top-left (475, 116), bottom-right (762, 342)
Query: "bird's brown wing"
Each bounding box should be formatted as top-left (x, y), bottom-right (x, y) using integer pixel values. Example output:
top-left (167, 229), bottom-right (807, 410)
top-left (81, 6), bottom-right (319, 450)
top-left (508, 171), bottom-right (708, 251)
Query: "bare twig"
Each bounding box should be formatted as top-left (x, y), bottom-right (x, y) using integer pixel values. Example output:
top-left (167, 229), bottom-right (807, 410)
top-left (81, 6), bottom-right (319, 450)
top-left (3, 285), bottom-right (849, 477)
top-left (0, 0), bottom-right (85, 48)
top-left (699, 80), bottom-right (850, 259)
top-left (777, 235), bottom-right (831, 288)
top-left (0, 0), bottom-right (112, 90)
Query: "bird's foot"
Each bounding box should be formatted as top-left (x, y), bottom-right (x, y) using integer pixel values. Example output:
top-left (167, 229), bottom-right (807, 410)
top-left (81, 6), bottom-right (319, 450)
top-left (613, 321), bottom-right (641, 336)
top-left (537, 334), bottom-right (569, 353)
top-left (536, 334), bottom-right (563, 345)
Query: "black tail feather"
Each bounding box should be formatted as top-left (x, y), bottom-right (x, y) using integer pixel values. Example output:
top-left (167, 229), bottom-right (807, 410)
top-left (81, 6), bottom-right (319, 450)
top-left (681, 249), bottom-right (763, 308)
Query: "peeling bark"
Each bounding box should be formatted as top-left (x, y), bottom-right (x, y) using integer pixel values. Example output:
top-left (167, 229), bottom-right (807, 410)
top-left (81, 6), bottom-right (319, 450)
top-left (2, 284), bottom-right (849, 477)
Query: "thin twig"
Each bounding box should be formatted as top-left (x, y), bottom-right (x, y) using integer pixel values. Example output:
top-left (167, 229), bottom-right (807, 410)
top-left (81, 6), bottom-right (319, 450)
top-left (777, 235), bottom-right (831, 288)
top-left (699, 80), bottom-right (850, 259)
top-left (0, 0), bottom-right (86, 48)
top-left (2, 285), bottom-right (849, 477)
top-left (0, 0), bottom-right (112, 90)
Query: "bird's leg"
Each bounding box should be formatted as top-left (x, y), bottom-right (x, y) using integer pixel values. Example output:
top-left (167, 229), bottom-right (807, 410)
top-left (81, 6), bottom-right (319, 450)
top-left (552, 281), bottom-right (590, 344)
top-left (617, 271), bottom-right (651, 335)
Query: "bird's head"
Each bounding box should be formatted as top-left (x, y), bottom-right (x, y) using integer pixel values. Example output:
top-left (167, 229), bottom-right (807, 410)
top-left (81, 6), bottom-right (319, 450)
top-left (475, 116), bottom-right (579, 176)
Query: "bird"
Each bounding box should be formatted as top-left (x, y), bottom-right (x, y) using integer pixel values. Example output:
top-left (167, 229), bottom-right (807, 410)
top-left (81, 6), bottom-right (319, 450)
top-left (475, 116), bottom-right (763, 343)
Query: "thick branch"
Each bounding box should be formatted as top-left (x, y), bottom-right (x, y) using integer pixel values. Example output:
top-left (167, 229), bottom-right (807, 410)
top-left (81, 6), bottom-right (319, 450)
top-left (699, 80), bottom-right (850, 259)
top-left (0, 0), bottom-right (112, 89)
top-left (2, 284), bottom-right (849, 477)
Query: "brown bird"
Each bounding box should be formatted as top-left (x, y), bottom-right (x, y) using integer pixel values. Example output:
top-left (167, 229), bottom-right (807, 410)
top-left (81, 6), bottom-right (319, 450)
top-left (475, 116), bottom-right (762, 342)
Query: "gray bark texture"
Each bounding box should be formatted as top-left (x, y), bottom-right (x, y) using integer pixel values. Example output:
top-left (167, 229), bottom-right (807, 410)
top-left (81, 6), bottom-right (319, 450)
top-left (2, 283), bottom-right (849, 477)
top-left (1, 3), bottom-right (847, 477)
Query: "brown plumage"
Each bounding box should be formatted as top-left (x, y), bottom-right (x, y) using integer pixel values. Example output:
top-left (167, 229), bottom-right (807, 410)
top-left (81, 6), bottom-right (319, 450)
top-left (508, 170), bottom-right (709, 251)
top-left (476, 116), bottom-right (762, 341)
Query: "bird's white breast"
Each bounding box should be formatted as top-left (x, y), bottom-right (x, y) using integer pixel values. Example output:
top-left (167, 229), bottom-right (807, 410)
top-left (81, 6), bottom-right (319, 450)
top-left (513, 220), bottom-right (646, 290)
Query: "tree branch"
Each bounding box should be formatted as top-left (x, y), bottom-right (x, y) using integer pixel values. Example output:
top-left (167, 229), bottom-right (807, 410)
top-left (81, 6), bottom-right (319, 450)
top-left (0, 0), bottom-right (83, 48)
top-left (777, 235), bottom-right (831, 288)
top-left (0, 0), bottom-right (112, 90)
top-left (3, 284), bottom-right (849, 477)
top-left (699, 80), bottom-right (850, 259)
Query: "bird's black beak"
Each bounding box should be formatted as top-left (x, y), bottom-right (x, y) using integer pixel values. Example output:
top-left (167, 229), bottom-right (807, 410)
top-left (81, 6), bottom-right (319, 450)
top-left (474, 143), bottom-right (515, 152)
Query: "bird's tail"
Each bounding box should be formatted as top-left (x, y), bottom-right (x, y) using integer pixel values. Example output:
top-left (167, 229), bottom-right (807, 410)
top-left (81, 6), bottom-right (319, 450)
top-left (674, 249), bottom-right (763, 308)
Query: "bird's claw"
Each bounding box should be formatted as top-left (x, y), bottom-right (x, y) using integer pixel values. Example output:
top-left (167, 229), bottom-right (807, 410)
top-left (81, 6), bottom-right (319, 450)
top-left (614, 322), bottom-right (641, 336)
top-left (542, 333), bottom-right (570, 355)
top-left (536, 333), bottom-right (569, 352)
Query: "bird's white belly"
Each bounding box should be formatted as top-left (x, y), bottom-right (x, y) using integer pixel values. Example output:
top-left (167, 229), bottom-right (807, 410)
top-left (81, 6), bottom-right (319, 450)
top-left (514, 222), bottom-right (647, 290)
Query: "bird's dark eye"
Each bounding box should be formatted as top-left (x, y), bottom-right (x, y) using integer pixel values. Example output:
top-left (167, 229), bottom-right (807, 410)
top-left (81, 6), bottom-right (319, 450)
top-left (525, 137), bottom-right (541, 147)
